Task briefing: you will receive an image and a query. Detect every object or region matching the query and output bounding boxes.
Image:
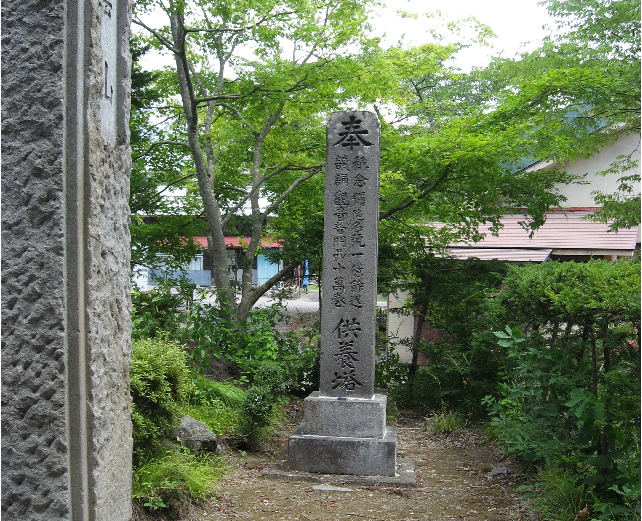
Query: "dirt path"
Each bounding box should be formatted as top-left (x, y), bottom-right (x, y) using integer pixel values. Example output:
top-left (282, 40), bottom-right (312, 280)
top-left (186, 404), bottom-right (539, 521)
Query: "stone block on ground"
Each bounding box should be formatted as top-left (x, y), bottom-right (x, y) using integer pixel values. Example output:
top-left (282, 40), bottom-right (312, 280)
top-left (288, 426), bottom-right (397, 477)
top-left (174, 415), bottom-right (219, 453)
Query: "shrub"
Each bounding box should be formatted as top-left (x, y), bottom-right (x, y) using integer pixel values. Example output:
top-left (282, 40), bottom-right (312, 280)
top-left (484, 260), bottom-right (641, 518)
top-left (240, 363), bottom-right (287, 436)
top-left (130, 338), bottom-right (193, 463)
top-left (131, 277), bottom-right (195, 339)
top-left (185, 300), bottom-right (318, 391)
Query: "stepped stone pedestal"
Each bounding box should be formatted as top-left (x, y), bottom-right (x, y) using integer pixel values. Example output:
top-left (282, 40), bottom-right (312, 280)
top-left (288, 393), bottom-right (397, 476)
top-left (288, 111), bottom-right (397, 477)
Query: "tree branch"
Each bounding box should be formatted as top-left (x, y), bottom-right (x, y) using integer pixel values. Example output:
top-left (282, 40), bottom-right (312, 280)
top-left (132, 140), bottom-right (191, 162)
top-left (380, 165), bottom-right (453, 220)
top-left (132, 18), bottom-right (179, 54)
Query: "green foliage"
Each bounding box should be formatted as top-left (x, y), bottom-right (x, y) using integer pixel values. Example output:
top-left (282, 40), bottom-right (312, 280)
top-left (518, 468), bottom-right (588, 521)
top-left (426, 408), bottom-right (466, 436)
top-left (483, 259), bottom-right (641, 518)
top-left (375, 350), bottom-right (410, 405)
top-left (380, 256), bottom-right (509, 415)
top-left (241, 363), bottom-right (288, 435)
top-left (131, 277), bottom-right (195, 340)
top-left (183, 375), bottom-right (247, 436)
top-left (189, 375), bottom-right (246, 408)
top-left (132, 448), bottom-right (225, 512)
top-left (130, 338), bottom-right (194, 463)
top-left (185, 299), bottom-right (318, 391)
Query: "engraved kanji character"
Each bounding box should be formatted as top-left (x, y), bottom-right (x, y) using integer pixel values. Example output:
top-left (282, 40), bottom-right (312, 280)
top-left (353, 173), bottom-right (368, 187)
top-left (349, 295), bottom-right (363, 308)
top-left (335, 155), bottom-right (350, 170)
top-left (334, 171), bottom-right (349, 186)
top-left (332, 293), bottom-right (346, 307)
top-left (332, 260), bottom-right (347, 271)
top-left (334, 191), bottom-right (350, 206)
top-left (351, 262), bottom-right (364, 278)
top-left (333, 317), bottom-right (361, 339)
top-left (350, 278), bottom-right (364, 292)
top-left (334, 340), bottom-right (359, 368)
top-left (331, 115), bottom-right (374, 150)
top-left (352, 156), bottom-right (368, 170)
top-left (333, 276), bottom-right (345, 292)
top-left (332, 369), bottom-right (363, 391)
top-left (353, 192), bottom-right (366, 206)
top-left (350, 233), bottom-right (365, 247)
top-left (334, 206), bottom-right (348, 221)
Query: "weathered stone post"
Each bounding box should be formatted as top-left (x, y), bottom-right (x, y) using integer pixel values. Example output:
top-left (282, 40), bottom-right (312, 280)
top-left (288, 111), bottom-right (397, 476)
top-left (1, 0), bottom-right (133, 519)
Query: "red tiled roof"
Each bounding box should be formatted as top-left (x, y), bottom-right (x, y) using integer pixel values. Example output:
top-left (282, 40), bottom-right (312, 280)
top-left (193, 236), bottom-right (282, 249)
top-left (444, 248), bottom-right (552, 262)
top-left (447, 211), bottom-right (639, 255)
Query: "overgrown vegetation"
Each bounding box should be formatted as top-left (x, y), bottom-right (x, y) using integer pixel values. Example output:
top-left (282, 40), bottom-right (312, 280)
top-left (483, 260), bottom-right (640, 520)
top-left (131, 338), bottom-right (194, 464)
top-left (130, 290), bottom-right (317, 515)
top-left (380, 256), bottom-right (510, 415)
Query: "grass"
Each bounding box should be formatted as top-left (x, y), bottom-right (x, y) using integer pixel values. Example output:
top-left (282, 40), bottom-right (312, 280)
top-left (184, 403), bottom-right (244, 437)
top-left (518, 468), bottom-right (588, 521)
top-left (425, 409), bottom-right (465, 436)
top-left (132, 447), bottom-right (226, 511)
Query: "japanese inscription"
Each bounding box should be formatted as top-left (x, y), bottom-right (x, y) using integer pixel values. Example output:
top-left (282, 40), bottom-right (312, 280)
top-left (320, 111), bottom-right (380, 397)
top-left (100, 0), bottom-right (118, 146)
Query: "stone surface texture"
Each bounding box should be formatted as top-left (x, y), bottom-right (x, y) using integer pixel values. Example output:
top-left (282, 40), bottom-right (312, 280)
top-left (174, 415), bottom-right (219, 453)
top-left (1, 0), bottom-right (132, 519)
top-left (320, 111), bottom-right (380, 398)
top-left (289, 112), bottom-right (396, 478)
top-left (288, 427), bottom-right (398, 476)
top-left (297, 392), bottom-right (387, 438)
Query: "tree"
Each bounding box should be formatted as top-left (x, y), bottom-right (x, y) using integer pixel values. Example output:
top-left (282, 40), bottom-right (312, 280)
top-left (131, 0), bottom-right (464, 321)
top-left (373, 0), bottom-right (639, 423)
top-left (376, 0), bottom-right (639, 244)
top-left (130, 38), bottom-right (207, 271)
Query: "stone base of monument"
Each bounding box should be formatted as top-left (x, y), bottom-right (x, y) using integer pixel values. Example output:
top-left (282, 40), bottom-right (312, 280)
top-left (286, 392), bottom-right (398, 477)
top-left (264, 452), bottom-right (416, 488)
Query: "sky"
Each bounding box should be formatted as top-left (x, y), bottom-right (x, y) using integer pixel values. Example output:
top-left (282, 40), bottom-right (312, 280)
top-left (137, 0), bottom-right (556, 71)
top-left (372, 0), bottom-right (555, 70)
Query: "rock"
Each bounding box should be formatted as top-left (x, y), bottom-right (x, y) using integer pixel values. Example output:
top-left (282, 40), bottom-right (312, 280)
top-left (488, 466), bottom-right (508, 477)
top-left (173, 415), bottom-right (219, 453)
top-left (312, 485), bottom-right (354, 492)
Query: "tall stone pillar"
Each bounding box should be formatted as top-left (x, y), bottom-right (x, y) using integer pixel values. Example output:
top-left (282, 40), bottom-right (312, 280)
top-left (1, 0), bottom-right (133, 519)
top-left (288, 111), bottom-right (397, 477)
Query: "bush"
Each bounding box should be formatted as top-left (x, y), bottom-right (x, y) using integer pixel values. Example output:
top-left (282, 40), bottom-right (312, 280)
top-left (241, 363), bottom-right (287, 436)
top-left (484, 259), bottom-right (641, 518)
top-left (185, 300), bottom-right (318, 391)
top-left (131, 278), bottom-right (195, 339)
top-left (130, 338), bottom-right (193, 463)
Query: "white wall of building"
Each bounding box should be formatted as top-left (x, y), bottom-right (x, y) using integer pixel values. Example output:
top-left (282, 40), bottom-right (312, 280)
top-left (527, 132), bottom-right (641, 208)
top-left (386, 289), bottom-right (415, 364)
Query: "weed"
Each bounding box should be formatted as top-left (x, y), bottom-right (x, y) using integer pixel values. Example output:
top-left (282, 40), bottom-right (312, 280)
top-left (426, 408), bottom-right (465, 436)
top-left (132, 447), bottom-right (226, 512)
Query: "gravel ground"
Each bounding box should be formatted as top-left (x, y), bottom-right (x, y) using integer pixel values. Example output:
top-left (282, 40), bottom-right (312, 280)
top-left (136, 402), bottom-right (541, 521)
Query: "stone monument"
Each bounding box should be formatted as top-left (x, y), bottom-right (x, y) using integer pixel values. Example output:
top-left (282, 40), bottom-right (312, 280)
top-left (288, 111), bottom-right (397, 476)
top-left (2, 0), bottom-right (132, 519)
